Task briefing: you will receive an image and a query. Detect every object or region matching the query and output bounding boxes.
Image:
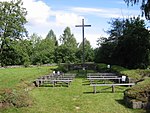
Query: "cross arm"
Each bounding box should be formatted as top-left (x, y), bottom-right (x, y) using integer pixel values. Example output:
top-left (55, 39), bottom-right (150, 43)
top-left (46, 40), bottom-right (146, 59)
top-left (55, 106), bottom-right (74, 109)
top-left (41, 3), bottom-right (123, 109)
top-left (75, 25), bottom-right (91, 27)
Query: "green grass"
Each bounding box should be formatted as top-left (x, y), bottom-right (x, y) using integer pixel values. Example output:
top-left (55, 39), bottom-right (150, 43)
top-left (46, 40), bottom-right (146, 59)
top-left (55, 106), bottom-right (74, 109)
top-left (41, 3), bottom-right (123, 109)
top-left (0, 66), bottom-right (56, 89)
top-left (0, 67), bottom-right (146, 113)
top-left (111, 65), bottom-right (142, 80)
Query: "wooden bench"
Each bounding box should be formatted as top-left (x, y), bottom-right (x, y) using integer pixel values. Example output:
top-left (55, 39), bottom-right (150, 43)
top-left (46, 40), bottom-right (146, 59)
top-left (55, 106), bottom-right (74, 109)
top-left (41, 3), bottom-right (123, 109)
top-left (87, 75), bottom-right (118, 78)
top-left (87, 77), bottom-right (122, 84)
top-left (87, 73), bottom-right (116, 76)
top-left (34, 73), bottom-right (75, 87)
top-left (51, 79), bottom-right (73, 87)
top-left (90, 83), bottom-right (135, 93)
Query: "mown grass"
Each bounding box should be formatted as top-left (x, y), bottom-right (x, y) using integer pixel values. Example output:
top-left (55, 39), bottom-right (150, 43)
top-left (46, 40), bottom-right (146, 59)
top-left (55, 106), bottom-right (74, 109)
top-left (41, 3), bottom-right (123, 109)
top-left (0, 66), bottom-right (56, 89)
top-left (0, 67), bottom-right (146, 113)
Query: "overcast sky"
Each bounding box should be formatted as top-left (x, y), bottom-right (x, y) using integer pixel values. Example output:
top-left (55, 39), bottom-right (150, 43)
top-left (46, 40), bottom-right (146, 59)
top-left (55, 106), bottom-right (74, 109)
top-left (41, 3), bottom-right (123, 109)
top-left (1, 0), bottom-right (145, 48)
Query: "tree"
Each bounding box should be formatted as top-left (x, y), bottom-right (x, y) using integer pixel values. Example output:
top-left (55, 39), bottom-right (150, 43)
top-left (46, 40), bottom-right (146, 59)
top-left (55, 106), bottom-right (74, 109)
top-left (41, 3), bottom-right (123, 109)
top-left (46, 29), bottom-right (58, 46)
top-left (13, 39), bottom-right (32, 66)
top-left (77, 38), bottom-right (94, 63)
top-left (124, 0), bottom-right (150, 20)
top-left (113, 17), bottom-right (150, 68)
top-left (0, 0), bottom-right (27, 66)
top-left (107, 18), bottom-right (125, 43)
top-left (57, 27), bottom-right (78, 63)
top-left (30, 33), bottom-right (41, 48)
top-left (30, 33), bottom-right (56, 65)
top-left (94, 42), bottom-right (116, 64)
top-left (96, 17), bottom-right (150, 69)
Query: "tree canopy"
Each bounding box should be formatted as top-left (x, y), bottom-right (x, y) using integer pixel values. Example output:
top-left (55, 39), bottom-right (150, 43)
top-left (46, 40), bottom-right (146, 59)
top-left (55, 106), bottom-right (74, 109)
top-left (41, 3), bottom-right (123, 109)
top-left (124, 0), bottom-right (150, 20)
top-left (0, 0), bottom-right (27, 66)
top-left (95, 17), bottom-right (150, 69)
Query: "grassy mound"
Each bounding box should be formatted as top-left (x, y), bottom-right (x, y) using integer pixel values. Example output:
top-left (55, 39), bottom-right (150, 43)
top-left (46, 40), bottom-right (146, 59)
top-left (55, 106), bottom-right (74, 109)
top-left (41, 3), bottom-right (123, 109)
top-left (0, 66), bottom-right (55, 108)
top-left (124, 77), bottom-right (150, 102)
top-left (110, 65), bottom-right (150, 103)
top-left (96, 64), bottom-right (150, 103)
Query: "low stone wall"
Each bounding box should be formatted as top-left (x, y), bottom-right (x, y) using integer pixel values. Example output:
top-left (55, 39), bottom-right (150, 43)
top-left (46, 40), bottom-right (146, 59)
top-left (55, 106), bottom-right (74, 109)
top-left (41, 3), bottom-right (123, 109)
top-left (124, 96), bottom-right (150, 109)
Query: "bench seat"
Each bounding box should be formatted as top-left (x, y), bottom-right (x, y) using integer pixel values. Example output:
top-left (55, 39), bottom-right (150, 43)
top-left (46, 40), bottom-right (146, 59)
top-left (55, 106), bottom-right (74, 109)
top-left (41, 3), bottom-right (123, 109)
top-left (90, 83), bottom-right (135, 93)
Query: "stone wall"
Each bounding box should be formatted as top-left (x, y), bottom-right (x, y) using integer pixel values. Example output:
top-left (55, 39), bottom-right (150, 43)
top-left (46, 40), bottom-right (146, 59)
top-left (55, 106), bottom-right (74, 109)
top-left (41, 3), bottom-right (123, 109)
top-left (124, 96), bottom-right (150, 109)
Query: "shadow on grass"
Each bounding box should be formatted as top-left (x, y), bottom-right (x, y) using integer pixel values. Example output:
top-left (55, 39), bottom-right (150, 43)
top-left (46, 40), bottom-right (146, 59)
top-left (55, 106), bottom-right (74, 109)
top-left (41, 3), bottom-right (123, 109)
top-left (115, 99), bottom-right (126, 107)
top-left (146, 110), bottom-right (150, 113)
top-left (83, 88), bottom-right (124, 94)
top-left (116, 99), bottom-right (150, 113)
top-left (40, 84), bottom-right (69, 87)
top-left (83, 90), bottom-right (113, 94)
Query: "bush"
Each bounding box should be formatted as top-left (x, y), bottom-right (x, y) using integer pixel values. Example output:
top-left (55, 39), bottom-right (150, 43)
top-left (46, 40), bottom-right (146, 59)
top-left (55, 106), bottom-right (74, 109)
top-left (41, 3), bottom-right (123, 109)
top-left (124, 78), bottom-right (150, 102)
top-left (96, 63), bottom-right (114, 72)
top-left (0, 88), bottom-right (33, 108)
top-left (55, 64), bottom-right (68, 73)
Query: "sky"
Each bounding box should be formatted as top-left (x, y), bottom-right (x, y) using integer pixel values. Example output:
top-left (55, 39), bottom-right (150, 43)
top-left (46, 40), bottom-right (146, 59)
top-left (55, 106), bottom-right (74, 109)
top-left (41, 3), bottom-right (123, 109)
top-left (0, 0), bottom-right (146, 48)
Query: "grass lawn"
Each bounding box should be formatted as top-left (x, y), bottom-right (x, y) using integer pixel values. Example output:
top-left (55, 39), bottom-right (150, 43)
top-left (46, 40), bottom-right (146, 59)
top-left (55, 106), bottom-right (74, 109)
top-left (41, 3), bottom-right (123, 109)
top-left (0, 67), bottom-right (146, 113)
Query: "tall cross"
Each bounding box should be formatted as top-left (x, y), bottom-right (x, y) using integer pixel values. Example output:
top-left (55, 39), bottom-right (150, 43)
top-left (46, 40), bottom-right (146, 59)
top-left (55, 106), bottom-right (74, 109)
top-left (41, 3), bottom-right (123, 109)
top-left (75, 19), bottom-right (91, 67)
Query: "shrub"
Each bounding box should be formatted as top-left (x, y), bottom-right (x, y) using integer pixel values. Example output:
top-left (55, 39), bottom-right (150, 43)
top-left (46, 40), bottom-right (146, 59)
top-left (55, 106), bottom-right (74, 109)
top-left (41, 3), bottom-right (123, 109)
top-left (96, 63), bottom-right (111, 72)
top-left (56, 64), bottom-right (68, 73)
top-left (0, 88), bottom-right (33, 108)
top-left (124, 78), bottom-right (150, 102)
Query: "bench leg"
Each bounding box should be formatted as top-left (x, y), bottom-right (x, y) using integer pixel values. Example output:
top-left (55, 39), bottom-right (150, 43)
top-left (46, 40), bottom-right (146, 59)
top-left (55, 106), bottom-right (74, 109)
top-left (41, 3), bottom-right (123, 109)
top-left (93, 86), bottom-right (96, 94)
top-left (53, 81), bottom-right (55, 87)
top-left (112, 85), bottom-right (115, 93)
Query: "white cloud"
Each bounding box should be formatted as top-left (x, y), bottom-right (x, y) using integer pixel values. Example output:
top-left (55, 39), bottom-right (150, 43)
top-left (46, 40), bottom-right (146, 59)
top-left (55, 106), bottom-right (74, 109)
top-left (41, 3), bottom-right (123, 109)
top-left (116, 1), bottom-right (126, 5)
top-left (22, 0), bottom-right (84, 29)
top-left (0, 0), bottom-right (52, 26)
top-left (72, 7), bottom-right (104, 13)
top-left (72, 7), bottom-right (140, 18)
top-left (55, 12), bottom-right (84, 26)
top-left (22, 0), bottom-right (51, 26)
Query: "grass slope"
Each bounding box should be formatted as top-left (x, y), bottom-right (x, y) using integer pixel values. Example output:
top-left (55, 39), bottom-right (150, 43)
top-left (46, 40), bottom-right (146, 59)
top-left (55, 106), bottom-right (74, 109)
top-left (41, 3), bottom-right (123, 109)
top-left (0, 66), bottom-right (55, 89)
top-left (0, 67), bottom-right (146, 113)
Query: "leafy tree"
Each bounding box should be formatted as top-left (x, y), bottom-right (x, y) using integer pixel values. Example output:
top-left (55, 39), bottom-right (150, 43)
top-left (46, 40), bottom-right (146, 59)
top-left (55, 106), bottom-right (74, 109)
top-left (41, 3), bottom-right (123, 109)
top-left (30, 33), bottom-right (41, 48)
top-left (57, 27), bottom-right (78, 63)
top-left (113, 17), bottom-right (150, 68)
top-left (107, 18), bottom-right (125, 43)
top-left (0, 0), bottom-right (27, 66)
top-left (96, 37), bottom-right (107, 46)
top-left (46, 29), bottom-right (58, 46)
top-left (77, 38), bottom-right (94, 63)
top-left (95, 42), bottom-right (116, 64)
top-left (96, 17), bottom-right (150, 69)
top-left (30, 33), bottom-right (56, 65)
top-left (13, 39), bottom-right (32, 67)
top-left (124, 0), bottom-right (150, 20)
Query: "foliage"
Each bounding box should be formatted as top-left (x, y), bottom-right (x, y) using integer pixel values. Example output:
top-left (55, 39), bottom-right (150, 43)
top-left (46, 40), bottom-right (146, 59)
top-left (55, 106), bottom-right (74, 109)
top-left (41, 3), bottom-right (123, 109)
top-left (111, 65), bottom-right (142, 80)
top-left (0, 88), bottom-right (32, 108)
top-left (95, 42), bottom-right (116, 64)
top-left (96, 63), bottom-right (108, 72)
top-left (0, 66), bottom-right (55, 109)
top-left (57, 27), bottom-right (78, 63)
top-left (95, 17), bottom-right (150, 69)
top-left (113, 17), bottom-right (150, 68)
top-left (56, 64), bottom-right (68, 73)
top-left (30, 32), bottom-right (57, 65)
top-left (107, 18), bottom-right (124, 42)
top-left (0, 0), bottom-right (27, 66)
top-left (77, 38), bottom-right (94, 63)
top-left (124, 77), bottom-right (150, 102)
top-left (124, 0), bottom-right (150, 20)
